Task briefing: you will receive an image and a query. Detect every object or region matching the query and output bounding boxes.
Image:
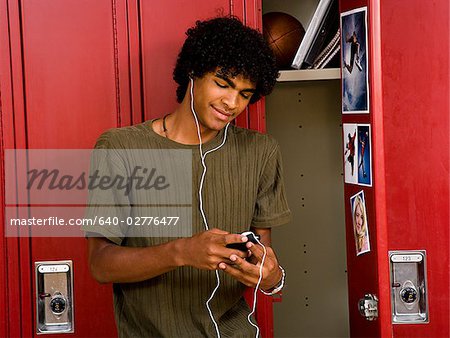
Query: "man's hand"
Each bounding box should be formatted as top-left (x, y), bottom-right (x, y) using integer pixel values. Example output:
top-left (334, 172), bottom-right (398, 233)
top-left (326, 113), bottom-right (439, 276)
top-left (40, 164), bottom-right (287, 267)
top-left (218, 240), bottom-right (283, 291)
top-left (179, 228), bottom-right (249, 270)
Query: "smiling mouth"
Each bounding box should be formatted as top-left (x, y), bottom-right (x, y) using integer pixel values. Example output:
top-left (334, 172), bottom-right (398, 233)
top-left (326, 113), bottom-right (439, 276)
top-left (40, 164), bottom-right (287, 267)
top-left (212, 106), bottom-right (232, 120)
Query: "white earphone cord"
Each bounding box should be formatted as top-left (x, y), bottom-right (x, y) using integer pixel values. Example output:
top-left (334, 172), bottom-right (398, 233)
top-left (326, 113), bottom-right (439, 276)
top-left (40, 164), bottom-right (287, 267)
top-left (189, 78), bottom-right (265, 338)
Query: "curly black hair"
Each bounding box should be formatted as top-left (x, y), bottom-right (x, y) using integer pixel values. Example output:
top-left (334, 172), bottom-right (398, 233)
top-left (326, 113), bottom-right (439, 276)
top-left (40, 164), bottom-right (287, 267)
top-left (173, 16), bottom-right (279, 104)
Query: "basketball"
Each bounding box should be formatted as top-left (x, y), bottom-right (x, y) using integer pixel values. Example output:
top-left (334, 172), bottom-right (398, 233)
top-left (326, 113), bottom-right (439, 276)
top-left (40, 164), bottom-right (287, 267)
top-left (263, 12), bottom-right (305, 69)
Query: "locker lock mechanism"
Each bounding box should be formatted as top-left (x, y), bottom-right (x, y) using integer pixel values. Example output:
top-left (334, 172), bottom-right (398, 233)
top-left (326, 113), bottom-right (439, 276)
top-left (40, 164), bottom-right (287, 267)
top-left (39, 292), bottom-right (67, 315)
top-left (399, 281), bottom-right (418, 305)
top-left (389, 251), bottom-right (428, 324)
top-left (49, 292), bottom-right (67, 315)
top-left (358, 294), bottom-right (378, 321)
top-left (36, 260), bottom-right (73, 334)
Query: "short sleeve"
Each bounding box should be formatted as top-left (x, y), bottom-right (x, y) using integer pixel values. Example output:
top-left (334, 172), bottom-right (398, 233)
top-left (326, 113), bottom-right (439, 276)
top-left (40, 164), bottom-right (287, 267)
top-left (83, 131), bottom-right (130, 245)
top-left (251, 142), bottom-right (291, 228)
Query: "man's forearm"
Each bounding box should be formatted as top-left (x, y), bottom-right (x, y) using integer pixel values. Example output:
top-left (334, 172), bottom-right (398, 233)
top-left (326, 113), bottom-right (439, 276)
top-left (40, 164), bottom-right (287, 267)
top-left (88, 237), bottom-right (186, 284)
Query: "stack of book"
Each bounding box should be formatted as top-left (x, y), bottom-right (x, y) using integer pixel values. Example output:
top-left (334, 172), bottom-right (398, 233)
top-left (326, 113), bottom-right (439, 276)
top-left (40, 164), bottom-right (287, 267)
top-left (291, 0), bottom-right (340, 69)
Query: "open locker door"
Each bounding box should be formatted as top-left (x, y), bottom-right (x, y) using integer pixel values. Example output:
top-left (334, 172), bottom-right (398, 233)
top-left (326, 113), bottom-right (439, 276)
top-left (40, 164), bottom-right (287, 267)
top-left (341, 3), bottom-right (389, 337)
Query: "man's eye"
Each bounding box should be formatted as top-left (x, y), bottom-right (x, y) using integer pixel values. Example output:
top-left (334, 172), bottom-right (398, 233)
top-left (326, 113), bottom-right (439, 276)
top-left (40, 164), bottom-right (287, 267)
top-left (241, 93), bottom-right (250, 99)
top-left (215, 81), bottom-right (227, 88)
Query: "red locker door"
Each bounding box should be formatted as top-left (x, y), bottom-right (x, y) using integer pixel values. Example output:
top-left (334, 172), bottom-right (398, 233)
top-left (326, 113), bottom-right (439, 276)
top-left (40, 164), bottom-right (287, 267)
top-left (0, 0), bottom-right (276, 337)
top-left (1, 0), bottom-right (132, 336)
top-left (341, 0), bottom-right (449, 337)
top-left (340, 1), bottom-right (387, 336)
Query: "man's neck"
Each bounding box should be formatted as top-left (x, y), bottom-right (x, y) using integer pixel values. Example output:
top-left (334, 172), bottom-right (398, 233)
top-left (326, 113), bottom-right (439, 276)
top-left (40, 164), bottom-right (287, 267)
top-left (159, 101), bottom-right (219, 145)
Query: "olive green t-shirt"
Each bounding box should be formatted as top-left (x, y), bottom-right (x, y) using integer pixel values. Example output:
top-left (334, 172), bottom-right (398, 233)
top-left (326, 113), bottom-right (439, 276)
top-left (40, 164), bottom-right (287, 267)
top-left (83, 120), bottom-right (291, 337)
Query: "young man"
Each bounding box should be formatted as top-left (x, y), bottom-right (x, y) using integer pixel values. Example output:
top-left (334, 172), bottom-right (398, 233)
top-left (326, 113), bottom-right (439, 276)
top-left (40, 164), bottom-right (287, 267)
top-left (84, 16), bottom-right (291, 337)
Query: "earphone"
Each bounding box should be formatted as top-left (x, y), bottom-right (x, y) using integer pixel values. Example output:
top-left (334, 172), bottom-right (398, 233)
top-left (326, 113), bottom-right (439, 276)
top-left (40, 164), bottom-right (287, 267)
top-left (189, 77), bottom-right (230, 337)
top-left (189, 77), bottom-right (267, 338)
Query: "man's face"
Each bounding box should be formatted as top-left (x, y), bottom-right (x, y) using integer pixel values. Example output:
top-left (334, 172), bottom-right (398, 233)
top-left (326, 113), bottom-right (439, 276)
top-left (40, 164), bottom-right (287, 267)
top-left (191, 69), bottom-right (256, 131)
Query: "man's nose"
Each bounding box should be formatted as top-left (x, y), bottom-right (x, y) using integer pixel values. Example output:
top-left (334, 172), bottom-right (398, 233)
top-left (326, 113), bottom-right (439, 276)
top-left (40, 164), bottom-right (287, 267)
top-left (222, 91), bottom-right (239, 110)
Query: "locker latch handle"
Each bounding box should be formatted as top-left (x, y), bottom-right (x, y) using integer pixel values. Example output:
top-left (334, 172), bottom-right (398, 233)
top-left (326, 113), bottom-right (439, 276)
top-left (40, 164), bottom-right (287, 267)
top-left (358, 293), bottom-right (379, 321)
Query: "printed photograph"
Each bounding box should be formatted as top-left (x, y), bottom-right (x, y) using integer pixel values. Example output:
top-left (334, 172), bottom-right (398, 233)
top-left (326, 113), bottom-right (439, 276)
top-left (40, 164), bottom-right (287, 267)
top-left (350, 190), bottom-right (370, 256)
top-left (343, 123), bottom-right (358, 184)
top-left (341, 7), bottom-right (369, 114)
top-left (357, 124), bottom-right (372, 186)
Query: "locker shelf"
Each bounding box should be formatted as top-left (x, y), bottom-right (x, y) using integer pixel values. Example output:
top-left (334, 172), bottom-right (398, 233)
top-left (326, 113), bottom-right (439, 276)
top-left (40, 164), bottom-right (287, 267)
top-left (277, 68), bottom-right (341, 82)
